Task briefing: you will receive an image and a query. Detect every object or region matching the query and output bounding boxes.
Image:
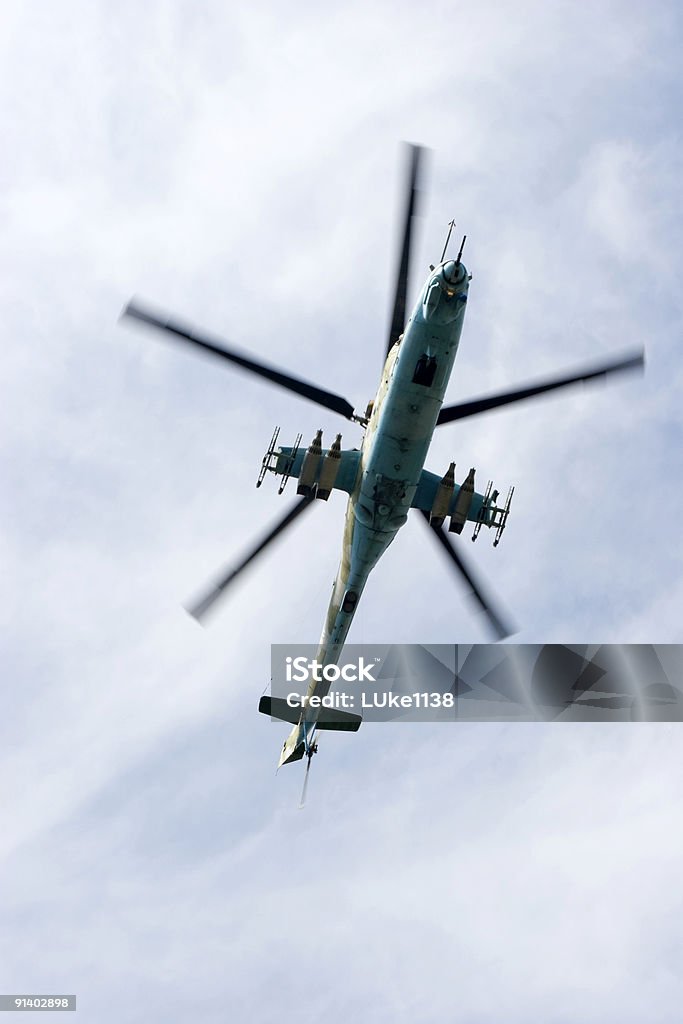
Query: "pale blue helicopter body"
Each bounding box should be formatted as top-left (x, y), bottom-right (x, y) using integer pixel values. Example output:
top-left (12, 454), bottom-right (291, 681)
top-left (276, 258), bottom-right (478, 766)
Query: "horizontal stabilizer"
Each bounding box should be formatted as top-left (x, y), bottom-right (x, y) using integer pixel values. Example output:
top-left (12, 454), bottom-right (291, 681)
top-left (259, 695), bottom-right (362, 732)
top-left (315, 708), bottom-right (363, 731)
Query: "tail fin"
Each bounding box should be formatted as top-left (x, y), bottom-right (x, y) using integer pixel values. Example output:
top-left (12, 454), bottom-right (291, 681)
top-left (259, 695), bottom-right (362, 732)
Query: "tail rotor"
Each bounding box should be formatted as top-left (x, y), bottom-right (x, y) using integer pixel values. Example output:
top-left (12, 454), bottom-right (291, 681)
top-left (298, 735), bottom-right (319, 809)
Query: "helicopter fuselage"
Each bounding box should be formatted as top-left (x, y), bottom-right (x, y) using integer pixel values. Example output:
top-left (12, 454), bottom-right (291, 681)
top-left (279, 259), bottom-right (470, 765)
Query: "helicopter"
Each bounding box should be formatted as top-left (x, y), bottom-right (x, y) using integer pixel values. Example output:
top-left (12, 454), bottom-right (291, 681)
top-left (122, 145), bottom-right (644, 793)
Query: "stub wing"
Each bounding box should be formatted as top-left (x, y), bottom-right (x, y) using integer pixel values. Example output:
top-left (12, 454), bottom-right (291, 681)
top-left (412, 467), bottom-right (488, 521)
top-left (272, 445), bottom-right (362, 496)
top-left (412, 466), bottom-right (513, 545)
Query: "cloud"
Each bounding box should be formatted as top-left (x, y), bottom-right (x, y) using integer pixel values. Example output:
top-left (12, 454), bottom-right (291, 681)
top-left (1, 1), bottom-right (682, 1020)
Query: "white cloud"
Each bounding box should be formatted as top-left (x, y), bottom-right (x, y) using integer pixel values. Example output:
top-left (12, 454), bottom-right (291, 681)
top-left (1, 1), bottom-right (682, 1019)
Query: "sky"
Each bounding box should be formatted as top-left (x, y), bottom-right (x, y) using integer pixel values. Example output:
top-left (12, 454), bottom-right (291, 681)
top-left (1, 1), bottom-right (683, 1020)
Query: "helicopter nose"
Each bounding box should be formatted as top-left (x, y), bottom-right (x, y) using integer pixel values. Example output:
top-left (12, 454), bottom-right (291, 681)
top-left (442, 260), bottom-right (466, 285)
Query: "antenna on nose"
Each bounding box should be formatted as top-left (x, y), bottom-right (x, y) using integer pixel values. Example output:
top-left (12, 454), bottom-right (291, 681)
top-left (455, 234), bottom-right (467, 265)
top-left (439, 219), bottom-right (456, 264)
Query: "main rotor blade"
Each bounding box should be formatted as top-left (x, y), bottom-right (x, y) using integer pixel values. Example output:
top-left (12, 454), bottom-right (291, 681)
top-left (437, 350), bottom-right (644, 425)
top-left (418, 510), bottom-right (514, 640)
top-left (187, 495), bottom-right (315, 621)
top-left (122, 300), bottom-right (355, 421)
top-left (386, 144), bottom-right (424, 356)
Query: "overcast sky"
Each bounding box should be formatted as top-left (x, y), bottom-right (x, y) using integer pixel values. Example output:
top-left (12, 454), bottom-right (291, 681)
top-left (1, 1), bottom-right (683, 1021)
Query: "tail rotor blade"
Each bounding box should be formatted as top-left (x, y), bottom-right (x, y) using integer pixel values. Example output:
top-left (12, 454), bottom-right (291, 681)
top-left (122, 300), bottom-right (355, 420)
top-left (187, 495), bottom-right (315, 622)
top-left (299, 756), bottom-right (313, 810)
top-left (418, 510), bottom-right (514, 640)
top-left (437, 350), bottom-right (645, 425)
top-left (385, 144), bottom-right (425, 356)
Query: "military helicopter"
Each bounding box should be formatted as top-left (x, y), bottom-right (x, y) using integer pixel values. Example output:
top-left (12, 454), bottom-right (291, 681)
top-left (122, 145), bottom-right (643, 792)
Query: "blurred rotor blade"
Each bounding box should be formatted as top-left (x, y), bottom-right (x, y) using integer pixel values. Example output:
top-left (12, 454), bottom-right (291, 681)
top-left (187, 495), bottom-right (315, 622)
top-left (437, 350), bottom-right (645, 425)
top-left (385, 144), bottom-right (425, 356)
top-left (122, 300), bottom-right (355, 420)
top-left (299, 755), bottom-right (313, 810)
top-left (418, 510), bottom-right (514, 640)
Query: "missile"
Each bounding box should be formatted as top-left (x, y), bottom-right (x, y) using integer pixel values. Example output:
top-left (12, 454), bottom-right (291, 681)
top-left (449, 467), bottom-right (475, 534)
top-left (316, 434), bottom-right (342, 500)
top-left (429, 462), bottom-right (456, 528)
top-left (297, 429), bottom-right (323, 497)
